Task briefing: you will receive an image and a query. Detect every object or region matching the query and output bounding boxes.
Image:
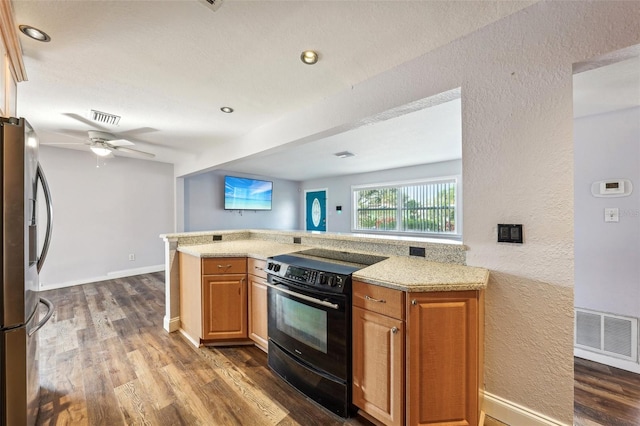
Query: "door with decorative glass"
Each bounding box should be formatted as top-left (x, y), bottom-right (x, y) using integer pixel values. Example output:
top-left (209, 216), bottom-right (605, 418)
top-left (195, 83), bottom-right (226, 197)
top-left (305, 190), bottom-right (326, 231)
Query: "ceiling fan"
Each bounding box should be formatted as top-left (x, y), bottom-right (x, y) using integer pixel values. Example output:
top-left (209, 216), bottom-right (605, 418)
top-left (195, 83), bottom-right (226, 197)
top-left (85, 130), bottom-right (155, 158)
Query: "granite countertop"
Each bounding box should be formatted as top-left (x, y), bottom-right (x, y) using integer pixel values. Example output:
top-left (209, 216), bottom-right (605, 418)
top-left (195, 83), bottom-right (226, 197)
top-left (177, 240), bottom-right (488, 293)
top-left (177, 240), bottom-right (308, 260)
top-left (353, 256), bottom-right (489, 292)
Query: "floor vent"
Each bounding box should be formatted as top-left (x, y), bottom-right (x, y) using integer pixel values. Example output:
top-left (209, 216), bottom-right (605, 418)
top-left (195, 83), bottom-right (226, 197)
top-left (575, 308), bottom-right (638, 362)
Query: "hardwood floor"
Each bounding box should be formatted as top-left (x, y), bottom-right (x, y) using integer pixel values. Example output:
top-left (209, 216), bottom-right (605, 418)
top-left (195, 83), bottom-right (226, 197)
top-left (36, 272), bottom-right (640, 426)
top-left (36, 272), bottom-right (373, 426)
top-left (574, 356), bottom-right (640, 426)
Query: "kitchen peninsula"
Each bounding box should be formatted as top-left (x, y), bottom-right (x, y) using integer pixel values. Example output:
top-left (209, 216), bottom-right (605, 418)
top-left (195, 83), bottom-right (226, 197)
top-left (161, 229), bottom-right (488, 426)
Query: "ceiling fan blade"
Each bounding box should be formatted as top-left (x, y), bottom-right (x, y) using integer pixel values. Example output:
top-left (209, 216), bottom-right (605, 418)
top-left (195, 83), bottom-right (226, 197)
top-left (42, 141), bottom-right (87, 145)
top-left (62, 113), bottom-right (109, 131)
top-left (108, 139), bottom-right (135, 147)
top-left (119, 127), bottom-right (159, 137)
top-left (52, 129), bottom-right (90, 140)
top-left (113, 146), bottom-right (155, 158)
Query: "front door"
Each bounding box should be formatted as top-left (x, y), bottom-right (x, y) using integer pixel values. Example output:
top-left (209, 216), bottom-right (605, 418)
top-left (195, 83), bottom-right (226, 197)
top-left (305, 190), bottom-right (326, 231)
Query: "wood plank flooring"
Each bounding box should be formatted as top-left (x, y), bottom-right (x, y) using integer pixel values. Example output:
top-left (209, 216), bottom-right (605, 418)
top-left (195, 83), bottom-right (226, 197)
top-left (36, 272), bottom-right (373, 426)
top-left (574, 356), bottom-right (640, 426)
top-left (36, 272), bottom-right (640, 425)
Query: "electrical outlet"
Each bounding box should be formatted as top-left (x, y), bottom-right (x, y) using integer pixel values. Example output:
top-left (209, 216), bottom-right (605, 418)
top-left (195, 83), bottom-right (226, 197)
top-left (409, 246), bottom-right (426, 257)
top-left (128, 254), bottom-right (135, 261)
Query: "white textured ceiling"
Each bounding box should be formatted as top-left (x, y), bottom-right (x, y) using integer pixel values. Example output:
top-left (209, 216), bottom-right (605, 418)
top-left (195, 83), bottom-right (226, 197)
top-left (12, 0), bottom-right (535, 175)
top-left (573, 55), bottom-right (640, 119)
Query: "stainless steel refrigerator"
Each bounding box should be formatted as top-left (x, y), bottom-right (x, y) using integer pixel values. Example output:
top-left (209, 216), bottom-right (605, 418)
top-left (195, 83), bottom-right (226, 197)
top-left (0, 117), bottom-right (53, 425)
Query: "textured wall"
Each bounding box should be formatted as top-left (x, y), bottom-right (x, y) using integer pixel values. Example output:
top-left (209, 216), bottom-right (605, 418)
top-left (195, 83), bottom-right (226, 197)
top-left (574, 107), bottom-right (640, 318)
top-left (183, 169), bottom-right (300, 232)
top-left (170, 2), bottom-right (640, 424)
top-left (300, 160), bottom-right (461, 234)
top-left (38, 146), bottom-right (174, 287)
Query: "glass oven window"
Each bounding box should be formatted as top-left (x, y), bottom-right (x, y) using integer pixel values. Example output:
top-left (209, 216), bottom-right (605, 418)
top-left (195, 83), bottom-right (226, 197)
top-left (275, 293), bottom-right (328, 353)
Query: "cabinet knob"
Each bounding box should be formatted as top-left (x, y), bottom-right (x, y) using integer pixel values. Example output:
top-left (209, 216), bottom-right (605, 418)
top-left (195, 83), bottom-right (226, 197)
top-left (391, 327), bottom-right (399, 334)
top-left (411, 299), bottom-right (417, 306)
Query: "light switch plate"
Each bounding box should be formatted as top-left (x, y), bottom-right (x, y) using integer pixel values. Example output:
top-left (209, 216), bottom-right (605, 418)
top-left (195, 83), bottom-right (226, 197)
top-left (497, 224), bottom-right (523, 244)
top-left (605, 208), bottom-right (619, 222)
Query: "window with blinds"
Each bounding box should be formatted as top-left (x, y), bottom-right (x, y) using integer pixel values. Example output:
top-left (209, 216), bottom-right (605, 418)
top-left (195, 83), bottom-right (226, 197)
top-left (352, 177), bottom-right (459, 237)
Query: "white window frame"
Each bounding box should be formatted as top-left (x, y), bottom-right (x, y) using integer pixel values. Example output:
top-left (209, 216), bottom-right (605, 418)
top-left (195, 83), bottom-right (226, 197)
top-left (350, 176), bottom-right (462, 240)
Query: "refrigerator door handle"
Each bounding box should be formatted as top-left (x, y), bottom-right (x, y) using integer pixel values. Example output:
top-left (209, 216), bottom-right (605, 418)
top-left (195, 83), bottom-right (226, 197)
top-left (28, 297), bottom-right (54, 337)
top-left (36, 163), bottom-right (53, 273)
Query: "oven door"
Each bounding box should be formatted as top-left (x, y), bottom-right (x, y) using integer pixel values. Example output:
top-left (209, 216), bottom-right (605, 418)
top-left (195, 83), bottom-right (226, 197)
top-left (267, 277), bottom-right (349, 381)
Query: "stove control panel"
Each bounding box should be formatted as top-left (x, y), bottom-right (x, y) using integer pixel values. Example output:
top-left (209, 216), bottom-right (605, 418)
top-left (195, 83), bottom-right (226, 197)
top-left (265, 260), bottom-right (349, 293)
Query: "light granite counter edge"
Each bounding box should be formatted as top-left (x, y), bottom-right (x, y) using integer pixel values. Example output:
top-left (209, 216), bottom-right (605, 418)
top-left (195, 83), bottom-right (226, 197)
top-left (177, 242), bottom-right (489, 293)
top-left (352, 272), bottom-right (489, 292)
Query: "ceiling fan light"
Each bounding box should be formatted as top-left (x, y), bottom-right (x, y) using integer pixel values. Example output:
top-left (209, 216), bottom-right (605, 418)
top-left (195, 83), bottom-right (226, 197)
top-left (90, 146), bottom-right (112, 157)
top-left (300, 50), bottom-right (319, 65)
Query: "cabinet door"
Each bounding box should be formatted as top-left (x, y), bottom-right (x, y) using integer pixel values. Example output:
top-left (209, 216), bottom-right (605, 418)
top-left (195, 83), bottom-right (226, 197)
top-left (248, 274), bottom-right (268, 351)
top-left (202, 274), bottom-right (247, 340)
top-left (352, 306), bottom-right (404, 426)
top-left (407, 292), bottom-right (479, 426)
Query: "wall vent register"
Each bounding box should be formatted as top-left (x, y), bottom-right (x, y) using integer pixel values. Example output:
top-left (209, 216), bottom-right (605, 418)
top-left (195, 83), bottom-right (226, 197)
top-left (575, 308), bottom-right (638, 362)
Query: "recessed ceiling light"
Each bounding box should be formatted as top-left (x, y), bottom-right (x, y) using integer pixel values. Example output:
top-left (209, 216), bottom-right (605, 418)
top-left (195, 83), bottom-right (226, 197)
top-left (300, 50), bottom-right (319, 65)
top-left (19, 25), bottom-right (51, 42)
top-left (334, 151), bottom-right (355, 159)
top-left (220, 107), bottom-right (234, 113)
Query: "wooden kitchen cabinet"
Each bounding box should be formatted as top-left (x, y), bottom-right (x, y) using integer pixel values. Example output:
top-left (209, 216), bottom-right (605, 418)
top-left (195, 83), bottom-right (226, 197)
top-left (352, 281), bottom-right (406, 426)
top-left (407, 291), bottom-right (482, 426)
top-left (179, 253), bottom-right (248, 344)
top-left (202, 272), bottom-right (247, 340)
top-left (248, 258), bottom-right (268, 351)
top-left (0, 4), bottom-right (25, 117)
top-left (352, 281), bottom-right (483, 426)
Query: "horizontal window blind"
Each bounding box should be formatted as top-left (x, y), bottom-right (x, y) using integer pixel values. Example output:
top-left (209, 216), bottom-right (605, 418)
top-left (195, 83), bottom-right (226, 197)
top-left (353, 178), bottom-right (457, 236)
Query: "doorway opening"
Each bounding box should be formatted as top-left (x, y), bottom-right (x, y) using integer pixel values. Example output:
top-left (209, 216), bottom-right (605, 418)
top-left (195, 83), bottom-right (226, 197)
top-left (573, 44), bottom-right (640, 374)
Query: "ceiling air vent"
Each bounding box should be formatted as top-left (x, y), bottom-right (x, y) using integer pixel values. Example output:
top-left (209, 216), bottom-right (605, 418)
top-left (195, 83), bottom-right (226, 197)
top-left (334, 151), bottom-right (356, 159)
top-left (89, 109), bottom-right (121, 126)
top-left (199, 0), bottom-right (224, 12)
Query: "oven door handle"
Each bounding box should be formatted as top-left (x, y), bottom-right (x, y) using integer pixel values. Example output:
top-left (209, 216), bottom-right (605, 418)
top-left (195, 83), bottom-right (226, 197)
top-left (266, 282), bottom-right (340, 310)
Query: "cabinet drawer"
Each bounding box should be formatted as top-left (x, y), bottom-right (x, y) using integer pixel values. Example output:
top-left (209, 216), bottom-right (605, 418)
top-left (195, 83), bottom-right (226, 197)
top-left (248, 258), bottom-right (267, 280)
top-left (353, 280), bottom-right (405, 320)
top-left (202, 257), bottom-right (247, 275)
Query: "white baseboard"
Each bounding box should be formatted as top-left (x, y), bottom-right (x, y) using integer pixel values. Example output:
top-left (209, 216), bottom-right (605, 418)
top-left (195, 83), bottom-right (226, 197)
top-left (482, 391), bottom-right (570, 426)
top-left (178, 328), bottom-right (201, 348)
top-left (40, 264), bottom-right (165, 290)
top-left (164, 316), bottom-right (181, 333)
top-left (106, 264), bottom-right (165, 279)
top-left (575, 348), bottom-right (640, 374)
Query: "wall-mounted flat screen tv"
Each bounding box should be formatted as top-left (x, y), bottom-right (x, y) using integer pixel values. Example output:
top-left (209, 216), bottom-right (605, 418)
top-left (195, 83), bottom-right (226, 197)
top-left (224, 175), bottom-right (273, 210)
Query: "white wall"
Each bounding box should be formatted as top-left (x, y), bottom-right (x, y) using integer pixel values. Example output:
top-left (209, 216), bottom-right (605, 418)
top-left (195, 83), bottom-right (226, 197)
top-left (574, 107), bottom-right (640, 317)
top-left (183, 169), bottom-right (300, 232)
top-left (169, 3), bottom-right (640, 423)
top-left (38, 146), bottom-right (174, 288)
top-left (301, 160), bottom-right (461, 234)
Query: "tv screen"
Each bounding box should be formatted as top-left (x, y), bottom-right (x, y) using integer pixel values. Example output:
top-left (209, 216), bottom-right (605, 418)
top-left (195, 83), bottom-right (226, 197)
top-left (224, 176), bottom-right (273, 210)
